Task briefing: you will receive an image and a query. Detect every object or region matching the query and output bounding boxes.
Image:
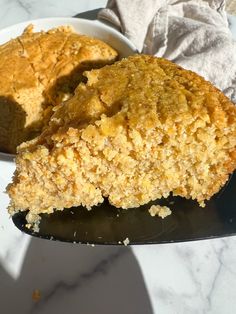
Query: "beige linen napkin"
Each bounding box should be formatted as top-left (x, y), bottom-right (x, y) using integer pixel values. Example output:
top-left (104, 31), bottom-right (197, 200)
top-left (98, 0), bottom-right (236, 103)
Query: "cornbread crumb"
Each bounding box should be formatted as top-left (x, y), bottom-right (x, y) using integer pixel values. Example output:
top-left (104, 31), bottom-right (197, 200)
top-left (123, 238), bottom-right (130, 246)
top-left (32, 289), bottom-right (41, 302)
top-left (148, 205), bottom-right (172, 219)
top-left (25, 212), bottom-right (40, 232)
top-left (7, 55), bottom-right (236, 224)
top-left (86, 243), bottom-right (95, 247)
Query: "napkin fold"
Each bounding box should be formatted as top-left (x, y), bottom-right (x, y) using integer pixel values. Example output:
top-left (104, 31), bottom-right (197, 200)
top-left (98, 0), bottom-right (236, 103)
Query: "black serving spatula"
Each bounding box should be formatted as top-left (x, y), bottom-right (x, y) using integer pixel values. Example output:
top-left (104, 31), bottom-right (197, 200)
top-left (12, 171), bottom-right (236, 245)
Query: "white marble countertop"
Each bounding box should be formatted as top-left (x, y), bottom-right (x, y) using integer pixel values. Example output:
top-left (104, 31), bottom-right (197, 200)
top-left (0, 1), bottom-right (236, 313)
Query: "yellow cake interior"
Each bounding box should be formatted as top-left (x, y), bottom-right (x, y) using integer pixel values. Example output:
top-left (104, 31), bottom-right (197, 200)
top-left (7, 55), bottom-right (236, 225)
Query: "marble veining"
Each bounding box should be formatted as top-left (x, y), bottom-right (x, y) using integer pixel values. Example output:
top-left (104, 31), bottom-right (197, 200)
top-left (30, 248), bottom-right (127, 314)
top-left (17, 0), bottom-right (32, 16)
top-left (0, 1), bottom-right (236, 314)
top-left (132, 237), bottom-right (236, 314)
top-left (0, 0), bottom-right (107, 29)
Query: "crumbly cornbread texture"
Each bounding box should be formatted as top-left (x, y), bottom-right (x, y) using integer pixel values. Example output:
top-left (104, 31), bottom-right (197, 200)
top-left (0, 25), bottom-right (117, 153)
top-left (7, 55), bottom-right (236, 222)
top-left (148, 205), bottom-right (172, 219)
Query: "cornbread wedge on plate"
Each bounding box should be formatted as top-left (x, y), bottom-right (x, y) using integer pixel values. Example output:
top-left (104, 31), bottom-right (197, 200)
top-left (7, 55), bottom-right (236, 227)
top-left (0, 25), bottom-right (118, 154)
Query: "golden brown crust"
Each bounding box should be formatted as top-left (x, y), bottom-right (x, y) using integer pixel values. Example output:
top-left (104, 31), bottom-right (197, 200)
top-left (0, 25), bottom-right (118, 153)
top-left (7, 55), bottom-right (236, 220)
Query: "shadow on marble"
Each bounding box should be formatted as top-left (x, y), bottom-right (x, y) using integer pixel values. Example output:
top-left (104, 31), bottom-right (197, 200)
top-left (74, 8), bottom-right (101, 20)
top-left (74, 9), bottom-right (120, 31)
top-left (0, 238), bottom-right (153, 314)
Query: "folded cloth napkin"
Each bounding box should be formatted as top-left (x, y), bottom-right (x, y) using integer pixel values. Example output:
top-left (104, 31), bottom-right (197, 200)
top-left (98, 0), bottom-right (236, 103)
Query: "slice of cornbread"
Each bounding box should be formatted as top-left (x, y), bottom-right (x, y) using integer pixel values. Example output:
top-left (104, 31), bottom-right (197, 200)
top-left (0, 25), bottom-right (118, 153)
top-left (7, 55), bottom-right (236, 224)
